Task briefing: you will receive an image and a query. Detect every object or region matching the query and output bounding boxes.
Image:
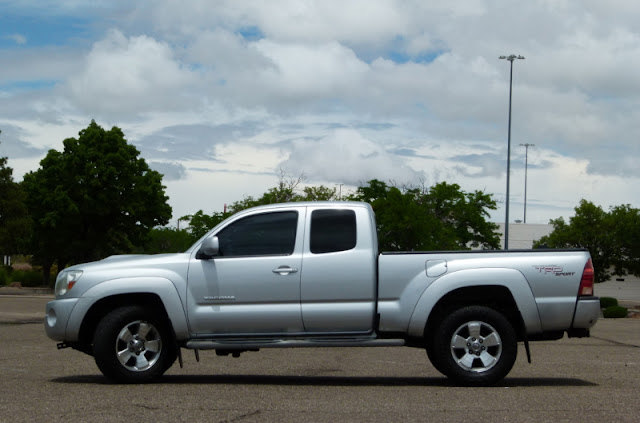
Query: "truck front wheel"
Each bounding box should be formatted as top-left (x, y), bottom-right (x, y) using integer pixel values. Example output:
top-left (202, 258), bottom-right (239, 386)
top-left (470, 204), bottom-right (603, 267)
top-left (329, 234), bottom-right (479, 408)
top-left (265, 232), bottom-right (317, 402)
top-left (432, 306), bottom-right (517, 386)
top-left (93, 306), bottom-right (174, 383)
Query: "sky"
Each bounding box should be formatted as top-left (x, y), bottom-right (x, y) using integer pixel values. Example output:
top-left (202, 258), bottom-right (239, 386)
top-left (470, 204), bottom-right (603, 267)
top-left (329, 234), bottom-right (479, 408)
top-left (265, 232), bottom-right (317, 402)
top-left (1, 0), bottom-right (639, 226)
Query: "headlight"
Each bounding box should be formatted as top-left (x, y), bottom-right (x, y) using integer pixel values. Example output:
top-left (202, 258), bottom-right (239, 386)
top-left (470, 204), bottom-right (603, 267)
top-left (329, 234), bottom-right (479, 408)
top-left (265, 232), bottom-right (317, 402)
top-left (55, 270), bottom-right (83, 297)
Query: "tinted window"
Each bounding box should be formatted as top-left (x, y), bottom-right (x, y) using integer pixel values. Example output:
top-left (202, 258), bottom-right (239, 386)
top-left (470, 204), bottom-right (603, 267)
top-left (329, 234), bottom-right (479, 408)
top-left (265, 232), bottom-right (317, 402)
top-left (217, 211), bottom-right (297, 257)
top-left (310, 209), bottom-right (357, 254)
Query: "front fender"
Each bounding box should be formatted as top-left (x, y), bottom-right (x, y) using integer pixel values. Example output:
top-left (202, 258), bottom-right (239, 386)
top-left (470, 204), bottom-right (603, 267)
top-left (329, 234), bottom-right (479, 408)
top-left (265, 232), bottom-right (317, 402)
top-left (65, 277), bottom-right (189, 341)
top-left (407, 268), bottom-right (542, 337)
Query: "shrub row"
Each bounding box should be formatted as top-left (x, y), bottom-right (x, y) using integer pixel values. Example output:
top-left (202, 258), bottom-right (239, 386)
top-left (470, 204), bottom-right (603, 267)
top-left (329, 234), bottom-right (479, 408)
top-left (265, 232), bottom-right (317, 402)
top-left (600, 297), bottom-right (628, 318)
top-left (0, 266), bottom-right (46, 287)
top-left (599, 297), bottom-right (618, 308)
top-left (602, 306), bottom-right (629, 318)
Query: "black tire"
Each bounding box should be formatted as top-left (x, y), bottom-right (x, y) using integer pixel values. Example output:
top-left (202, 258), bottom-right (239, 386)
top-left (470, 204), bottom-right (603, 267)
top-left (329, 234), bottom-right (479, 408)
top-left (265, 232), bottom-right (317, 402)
top-left (426, 338), bottom-right (447, 376)
top-left (93, 306), bottom-right (175, 383)
top-left (432, 306), bottom-right (517, 386)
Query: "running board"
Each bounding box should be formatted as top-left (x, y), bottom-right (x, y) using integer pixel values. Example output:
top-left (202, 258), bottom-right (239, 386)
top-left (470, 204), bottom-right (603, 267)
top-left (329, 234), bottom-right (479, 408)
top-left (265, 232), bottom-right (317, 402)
top-left (185, 337), bottom-right (406, 350)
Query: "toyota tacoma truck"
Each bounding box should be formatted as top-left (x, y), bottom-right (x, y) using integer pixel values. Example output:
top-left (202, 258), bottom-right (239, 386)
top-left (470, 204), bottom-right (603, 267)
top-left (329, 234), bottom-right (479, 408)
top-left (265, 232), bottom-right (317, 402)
top-left (45, 202), bottom-right (600, 385)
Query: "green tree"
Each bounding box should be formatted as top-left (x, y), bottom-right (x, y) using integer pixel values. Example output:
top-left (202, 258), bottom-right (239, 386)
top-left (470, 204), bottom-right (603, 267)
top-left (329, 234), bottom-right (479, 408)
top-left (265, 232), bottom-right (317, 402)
top-left (609, 204), bottom-right (640, 277)
top-left (22, 121), bottom-right (172, 283)
top-left (350, 180), bottom-right (500, 251)
top-left (225, 171), bottom-right (338, 214)
top-left (180, 173), bottom-right (338, 240)
top-left (534, 200), bottom-right (640, 283)
top-left (425, 182), bottom-right (500, 249)
top-left (0, 131), bottom-right (31, 256)
top-left (300, 185), bottom-right (337, 201)
top-left (136, 227), bottom-right (194, 254)
top-left (180, 210), bottom-right (231, 241)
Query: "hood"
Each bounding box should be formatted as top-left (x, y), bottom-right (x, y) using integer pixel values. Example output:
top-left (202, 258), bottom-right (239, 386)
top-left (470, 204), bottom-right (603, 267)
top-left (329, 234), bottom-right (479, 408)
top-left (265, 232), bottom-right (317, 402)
top-left (67, 253), bottom-right (188, 273)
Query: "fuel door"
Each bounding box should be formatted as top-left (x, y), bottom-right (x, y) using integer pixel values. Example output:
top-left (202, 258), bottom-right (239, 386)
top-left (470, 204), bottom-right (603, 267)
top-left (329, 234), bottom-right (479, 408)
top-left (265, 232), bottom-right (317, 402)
top-left (426, 259), bottom-right (448, 278)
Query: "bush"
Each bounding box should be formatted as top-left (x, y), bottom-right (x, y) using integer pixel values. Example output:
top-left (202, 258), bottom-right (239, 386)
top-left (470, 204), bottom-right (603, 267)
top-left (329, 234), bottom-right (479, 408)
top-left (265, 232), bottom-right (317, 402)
top-left (9, 269), bottom-right (45, 287)
top-left (0, 266), bottom-right (10, 285)
top-left (603, 305), bottom-right (628, 318)
top-left (600, 297), bottom-right (619, 308)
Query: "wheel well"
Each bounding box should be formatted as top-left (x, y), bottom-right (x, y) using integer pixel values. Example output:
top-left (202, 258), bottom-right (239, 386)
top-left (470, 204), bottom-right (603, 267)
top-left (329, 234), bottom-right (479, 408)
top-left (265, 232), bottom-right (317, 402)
top-left (77, 293), bottom-right (174, 354)
top-left (424, 285), bottom-right (526, 344)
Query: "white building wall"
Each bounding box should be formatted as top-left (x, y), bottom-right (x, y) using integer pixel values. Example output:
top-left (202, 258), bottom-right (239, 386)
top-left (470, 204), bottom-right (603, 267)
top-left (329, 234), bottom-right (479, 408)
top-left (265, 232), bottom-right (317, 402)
top-left (496, 223), bottom-right (554, 249)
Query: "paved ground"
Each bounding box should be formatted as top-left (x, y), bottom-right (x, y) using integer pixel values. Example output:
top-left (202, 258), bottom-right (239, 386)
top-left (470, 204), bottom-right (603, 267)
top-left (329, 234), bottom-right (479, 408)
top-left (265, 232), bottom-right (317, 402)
top-left (0, 295), bottom-right (52, 323)
top-left (595, 275), bottom-right (640, 307)
top-left (0, 319), bottom-right (638, 422)
top-left (0, 282), bottom-right (639, 422)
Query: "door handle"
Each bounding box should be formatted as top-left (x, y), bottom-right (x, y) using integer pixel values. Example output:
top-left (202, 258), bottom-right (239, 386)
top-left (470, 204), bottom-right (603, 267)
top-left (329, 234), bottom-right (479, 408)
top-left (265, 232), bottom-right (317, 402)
top-left (272, 266), bottom-right (298, 275)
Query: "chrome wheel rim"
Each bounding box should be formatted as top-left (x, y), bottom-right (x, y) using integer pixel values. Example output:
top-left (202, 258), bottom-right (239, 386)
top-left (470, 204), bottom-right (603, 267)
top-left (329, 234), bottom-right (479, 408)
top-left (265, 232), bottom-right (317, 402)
top-left (115, 320), bottom-right (162, 372)
top-left (450, 320), bottom-right (502, 373)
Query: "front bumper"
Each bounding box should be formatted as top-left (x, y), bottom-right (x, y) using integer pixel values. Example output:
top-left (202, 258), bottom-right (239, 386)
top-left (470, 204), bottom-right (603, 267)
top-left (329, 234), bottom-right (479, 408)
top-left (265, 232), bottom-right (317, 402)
top-left (44, 298), bottom-right (79, 341)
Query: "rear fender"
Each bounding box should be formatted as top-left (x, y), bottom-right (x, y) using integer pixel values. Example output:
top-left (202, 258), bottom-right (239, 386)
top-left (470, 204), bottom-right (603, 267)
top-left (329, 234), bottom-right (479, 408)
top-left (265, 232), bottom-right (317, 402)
top-left (407, 268), bottom-right (542, 337)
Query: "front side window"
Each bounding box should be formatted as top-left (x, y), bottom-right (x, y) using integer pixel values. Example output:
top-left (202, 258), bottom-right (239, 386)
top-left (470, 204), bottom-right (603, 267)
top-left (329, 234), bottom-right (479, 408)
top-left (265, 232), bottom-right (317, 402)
top-left (310, 209), bottom-right (357, 254)
top-left (216, 211), bottom-right (298, 257)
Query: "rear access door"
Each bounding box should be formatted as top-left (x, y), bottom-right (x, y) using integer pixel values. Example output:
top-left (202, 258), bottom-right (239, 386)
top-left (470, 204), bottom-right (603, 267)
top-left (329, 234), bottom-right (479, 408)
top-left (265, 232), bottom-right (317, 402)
top-left (300, 205), bottom-right (377, 333)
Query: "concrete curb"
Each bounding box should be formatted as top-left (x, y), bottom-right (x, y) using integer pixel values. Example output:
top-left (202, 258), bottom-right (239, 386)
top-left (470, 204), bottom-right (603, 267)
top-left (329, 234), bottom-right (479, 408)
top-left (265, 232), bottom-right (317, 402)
top-left (0, 313), bottom-right (44, 324)
top-left (0, 286), bottom-right (53, 296)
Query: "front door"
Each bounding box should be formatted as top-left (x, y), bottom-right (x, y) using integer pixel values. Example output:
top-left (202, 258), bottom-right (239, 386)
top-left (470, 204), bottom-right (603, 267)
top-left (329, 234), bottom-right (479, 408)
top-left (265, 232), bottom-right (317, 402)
top-left (186, 209), bottom-right (305, 335)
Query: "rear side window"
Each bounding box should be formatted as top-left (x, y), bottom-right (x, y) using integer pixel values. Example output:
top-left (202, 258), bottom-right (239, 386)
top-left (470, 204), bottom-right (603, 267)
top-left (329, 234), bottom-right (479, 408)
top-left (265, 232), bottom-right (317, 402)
top-left (217, 211), bottom-right (298, 257)
top-left (310, 209), bottom-right (357, 254)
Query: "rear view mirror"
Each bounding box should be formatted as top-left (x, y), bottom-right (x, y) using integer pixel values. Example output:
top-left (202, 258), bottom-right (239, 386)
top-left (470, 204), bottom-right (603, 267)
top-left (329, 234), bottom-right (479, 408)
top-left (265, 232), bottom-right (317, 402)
top-left (196, 236), bottom-right (219, 260)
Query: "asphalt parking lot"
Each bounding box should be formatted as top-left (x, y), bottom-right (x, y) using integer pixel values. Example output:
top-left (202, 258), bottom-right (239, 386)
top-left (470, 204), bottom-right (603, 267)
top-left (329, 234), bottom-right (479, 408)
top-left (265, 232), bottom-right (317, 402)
top-left (0, 295), bottom-right (639, 422)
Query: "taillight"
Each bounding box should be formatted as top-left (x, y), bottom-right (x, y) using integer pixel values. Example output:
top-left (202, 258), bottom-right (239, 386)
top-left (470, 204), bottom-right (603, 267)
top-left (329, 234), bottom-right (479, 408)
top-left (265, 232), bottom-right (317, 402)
top-left (578, 258), bottom-right (594, 296)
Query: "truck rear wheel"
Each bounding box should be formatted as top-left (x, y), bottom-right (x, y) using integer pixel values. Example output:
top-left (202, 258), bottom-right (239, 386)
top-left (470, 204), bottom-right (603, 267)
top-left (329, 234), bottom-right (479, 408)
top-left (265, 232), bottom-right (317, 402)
top-left (93, 306), bottom-right (175, 383)
top-left (432, 306), bottom-right (517, 386)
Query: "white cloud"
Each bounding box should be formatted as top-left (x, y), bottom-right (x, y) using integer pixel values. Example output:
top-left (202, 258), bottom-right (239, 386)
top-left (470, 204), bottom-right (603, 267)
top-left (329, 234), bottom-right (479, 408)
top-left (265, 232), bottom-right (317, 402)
top-left (244, 0), bottom-right (408, 44)
top-left (6, 34), bottom-right (27, 45)
top-left (67, 29), bottom-right (198, 117)
top-left (252, 40), bottom-right (369, 98)
top-left (280, 128), bottom-right (423, 185)
top-left (3, 0), bottom-right (640, 226)
top-left (0, 47), bottom-right (80, 86)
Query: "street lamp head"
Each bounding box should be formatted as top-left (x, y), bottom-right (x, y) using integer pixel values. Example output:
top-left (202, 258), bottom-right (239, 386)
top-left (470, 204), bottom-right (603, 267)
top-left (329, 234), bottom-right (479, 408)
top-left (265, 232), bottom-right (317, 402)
top-left (499, 54), bottom-right (525, 62)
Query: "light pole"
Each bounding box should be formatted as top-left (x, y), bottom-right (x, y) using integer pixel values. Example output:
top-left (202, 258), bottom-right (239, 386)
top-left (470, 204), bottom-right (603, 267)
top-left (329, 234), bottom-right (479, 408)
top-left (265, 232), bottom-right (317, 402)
top-left (499, 54), bottom-right (525, 250)
top-left (520, 143), bottom-right (534, 223)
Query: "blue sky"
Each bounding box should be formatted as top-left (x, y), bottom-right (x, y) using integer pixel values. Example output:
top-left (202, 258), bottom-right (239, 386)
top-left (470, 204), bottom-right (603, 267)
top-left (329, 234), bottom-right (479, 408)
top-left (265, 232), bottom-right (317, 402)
top-left (0, 13), bottom-right (91, 47)
top-left (1, 0), bottom-right (640, 224)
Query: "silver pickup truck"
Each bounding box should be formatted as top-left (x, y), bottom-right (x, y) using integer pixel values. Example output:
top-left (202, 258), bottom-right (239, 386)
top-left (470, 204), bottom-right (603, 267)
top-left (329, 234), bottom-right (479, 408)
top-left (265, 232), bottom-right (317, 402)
top-left (45, 201), bottom-right (599, 385)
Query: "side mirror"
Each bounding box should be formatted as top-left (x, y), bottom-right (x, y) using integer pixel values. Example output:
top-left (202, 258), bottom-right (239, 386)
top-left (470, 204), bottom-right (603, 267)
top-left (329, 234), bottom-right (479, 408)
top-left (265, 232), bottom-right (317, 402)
top-left (196, 236), bottom-right (220, 260)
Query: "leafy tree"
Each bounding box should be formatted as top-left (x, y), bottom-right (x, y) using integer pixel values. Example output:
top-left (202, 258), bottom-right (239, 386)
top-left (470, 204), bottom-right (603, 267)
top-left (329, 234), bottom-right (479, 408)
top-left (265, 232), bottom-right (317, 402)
top-left (180, 173), bottom-right (338, 240)
top-left (135, 227), bottom-right (194, 254)
top-left (426, 182), bottom-right (500, 249)
top-left (226, 171), bottom-right (333, 213)
top-left (0, 131), bottom-right (31, 255)
top-left (22, 121), bottom-right (172, 283)
top-left (350, 180), bottom-right (500, 251)
top-left (534, 200), bottom-right (640, 283)
top-left (179, 177), bottom-right (498, 253)
top-left (609, 205), bottom-right (640, 277)
top-left (300, 185), bottom-right (338, 201)
top-left (181, 210), bottom-right (231, 241)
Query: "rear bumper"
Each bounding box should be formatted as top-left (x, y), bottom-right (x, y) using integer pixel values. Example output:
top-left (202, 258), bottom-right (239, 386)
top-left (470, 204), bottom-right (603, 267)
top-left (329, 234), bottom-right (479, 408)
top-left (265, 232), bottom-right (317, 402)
top-left (571, 296), bottom-right (600, 330)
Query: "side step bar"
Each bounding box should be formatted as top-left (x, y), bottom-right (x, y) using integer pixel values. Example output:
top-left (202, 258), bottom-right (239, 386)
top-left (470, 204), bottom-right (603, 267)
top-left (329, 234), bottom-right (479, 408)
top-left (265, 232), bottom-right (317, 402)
top-left (186, 337), bottom-right (406, 350)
